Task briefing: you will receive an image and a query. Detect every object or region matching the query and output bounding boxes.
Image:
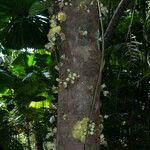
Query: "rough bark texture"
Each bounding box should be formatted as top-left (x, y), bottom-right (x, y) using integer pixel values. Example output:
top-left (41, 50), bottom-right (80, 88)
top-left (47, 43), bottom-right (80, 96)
top-left (57, 0), bottom-right (101, 150)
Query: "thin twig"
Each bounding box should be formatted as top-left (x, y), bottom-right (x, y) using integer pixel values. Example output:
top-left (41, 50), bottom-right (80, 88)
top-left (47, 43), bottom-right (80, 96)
top-left (104, 0), bottom-right (130, 48)
top-left (89, 0), bottom-right (105, 120)
top-left (126, 0), bottom-right (137, 41)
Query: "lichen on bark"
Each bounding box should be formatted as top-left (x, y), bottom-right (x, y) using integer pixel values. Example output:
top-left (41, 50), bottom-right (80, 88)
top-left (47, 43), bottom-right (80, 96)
top-left (72, 117), bottom-right (90, 143)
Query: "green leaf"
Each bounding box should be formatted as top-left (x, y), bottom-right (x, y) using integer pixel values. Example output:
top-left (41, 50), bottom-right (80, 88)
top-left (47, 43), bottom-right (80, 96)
top-left (29, 100), bottom-right (51, 108)
top-left (27, 54), bottom-right (36, 67)
top-left (0, 69), bottom-right (13, 90)
top-left (16, 73), bottom-right (39, 96)
top-left (29, 92), bottom-right (54, 108)
top-left (11, 53), bottom-right (36, 76)
top-left (11, 53), bottom-right (28, 76)
top-left (29, 1), bottom-right (47, 16)
top-left (0, 0), bottom-right (49, 49)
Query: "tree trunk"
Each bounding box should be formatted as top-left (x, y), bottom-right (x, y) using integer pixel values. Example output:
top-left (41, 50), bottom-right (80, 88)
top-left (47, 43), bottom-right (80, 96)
top-left (104, 0), bottom-right (130, 48)
top-left (35, 136), bottom-right (44, 150)
top-left (57, 0), bottom-right (101, 150)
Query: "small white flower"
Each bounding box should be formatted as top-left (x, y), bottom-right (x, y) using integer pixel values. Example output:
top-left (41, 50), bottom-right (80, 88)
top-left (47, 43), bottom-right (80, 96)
top-left (68, 73), bottom-right (72, 78)
top-left (55, 65), bottom-right (59, 71)
top-left (103, 91), bottom-right (109, 97)
top-left (56, 78), bottom-right (60, 82)
top-left (71, 80), bottom-right (75, 84)
top-left (49, 116), bottom-right (55, 123)
top-left (73, 73), bottom-right (77, 77)
top-left (60, 62), bottom-right (63, 66)
top-left (122, 121), bottom-right (126, 125)
top-left (66, 78), bottom-right (70, 82)
top-left (87, 9), bottom-right (90, 13)
top-left (101, 84), bottom-right (106, 89)
top-left (89, 131), bottom-right (94, 135)
top-left (63, 114), bottom-right (67, 120)
top-left (61, 54), bottom-right (65, 59)
top-left (104, 115), bottom-right (109, 119)
top-left (63, 82), bottom-right (68, 88)
top-left (65, 2), bottom-right (68, 5)
top-left (71, 76), bottom-right (75, 80)
top-left (67, 69), bottom-right (71, 72)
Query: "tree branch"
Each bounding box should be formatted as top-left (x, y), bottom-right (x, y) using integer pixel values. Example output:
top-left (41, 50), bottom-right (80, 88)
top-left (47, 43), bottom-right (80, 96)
top-left (104, 0), bottom-right (131, 48)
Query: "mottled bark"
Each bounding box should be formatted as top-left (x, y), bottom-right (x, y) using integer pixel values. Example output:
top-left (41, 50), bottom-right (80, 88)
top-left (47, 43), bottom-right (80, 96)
top-left (57, 0), bottom-right (101, 150)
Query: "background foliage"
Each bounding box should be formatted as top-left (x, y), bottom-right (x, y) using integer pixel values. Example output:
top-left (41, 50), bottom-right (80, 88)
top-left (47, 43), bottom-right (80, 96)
top-left (0, 0), bottom-right (149, 150)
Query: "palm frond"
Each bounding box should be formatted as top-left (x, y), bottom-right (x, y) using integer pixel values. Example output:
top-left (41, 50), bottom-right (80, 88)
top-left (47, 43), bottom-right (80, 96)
top-left (0, 0), bottom-right (49, 49)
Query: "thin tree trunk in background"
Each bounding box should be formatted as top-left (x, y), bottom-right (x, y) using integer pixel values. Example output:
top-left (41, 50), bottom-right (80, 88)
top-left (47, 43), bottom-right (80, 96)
top-left (26, 129), bottom-right (32, 150)
top-left (104, 0), bottom-right (130, 48)
top-left (57, 0), bottom-right (101, 149)
top-left (35, 136), bottom-right (44, 150)
top-left (25, 117), bottom-right (32, 150)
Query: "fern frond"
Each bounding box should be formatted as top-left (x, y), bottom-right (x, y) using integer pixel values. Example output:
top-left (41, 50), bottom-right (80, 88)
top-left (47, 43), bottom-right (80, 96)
top-left (125, 34), bottom-right (142, 62)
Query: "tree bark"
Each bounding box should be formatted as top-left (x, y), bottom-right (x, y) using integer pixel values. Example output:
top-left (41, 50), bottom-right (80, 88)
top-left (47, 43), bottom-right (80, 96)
top-left (55, 0), bottom-right (131, 149)
top-left (57, 0), bottom-right (101, 150)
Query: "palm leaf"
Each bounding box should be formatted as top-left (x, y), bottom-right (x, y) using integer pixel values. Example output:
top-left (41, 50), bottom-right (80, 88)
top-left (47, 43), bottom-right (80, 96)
top-left (0, 0), bottom-right (49, 49)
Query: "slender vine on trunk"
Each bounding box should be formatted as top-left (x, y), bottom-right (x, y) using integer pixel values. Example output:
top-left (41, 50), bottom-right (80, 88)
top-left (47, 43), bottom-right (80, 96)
top-left (46, 0), bottom-right (131, 149)
top-left (56, 0), bottom-right (100, 149)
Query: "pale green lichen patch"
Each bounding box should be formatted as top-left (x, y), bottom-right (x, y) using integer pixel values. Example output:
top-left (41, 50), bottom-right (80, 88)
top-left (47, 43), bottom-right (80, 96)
top-left (78, 0), bottom-right (94, 10)
top-left (72, 117), bottom-right (90, 143)
top-left (45, 10), bottom-right (67, 50)
top-left (57, 11), bottom-right (67, 22)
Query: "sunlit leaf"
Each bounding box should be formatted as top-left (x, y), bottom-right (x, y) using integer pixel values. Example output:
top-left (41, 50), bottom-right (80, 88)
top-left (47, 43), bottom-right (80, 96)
top-left (29, 1), bottom-right (46, 16)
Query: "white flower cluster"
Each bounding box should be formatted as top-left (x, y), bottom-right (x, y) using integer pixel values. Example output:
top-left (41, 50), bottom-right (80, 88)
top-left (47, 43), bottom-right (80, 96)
top-left (79, 30), bottom-right (88, 37)
top-left (63, 114), bottom-right (67, 120)
top-left (54, 55), bottom-right (66, 71)
top-left (78, 0), bottom-right (94, 12)
top-left (63, 69), bottom-right (80, 88)
top-left (58, 0), bottom-right (72, 8)
top-left (55, 69), bottom-right (80, 88)
top-left (52, 85), bottom-right (58, 94)
top-left (101, 83), bottom-right (110, 97)
top-left (45, 8), bottom-right (67, 50)
top-left (88, 122), bottom-right (95, 135)
top-left (119, 137), bottom-right (127, 147)
top-left (100, 134), bottom-right (108, 147)
top-left (98, 115), bottom-right (107, 147)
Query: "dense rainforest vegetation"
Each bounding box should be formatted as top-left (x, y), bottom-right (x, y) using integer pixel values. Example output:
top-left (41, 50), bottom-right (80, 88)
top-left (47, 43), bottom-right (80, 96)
top-left (0, 0), bottom-right (149, 150)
